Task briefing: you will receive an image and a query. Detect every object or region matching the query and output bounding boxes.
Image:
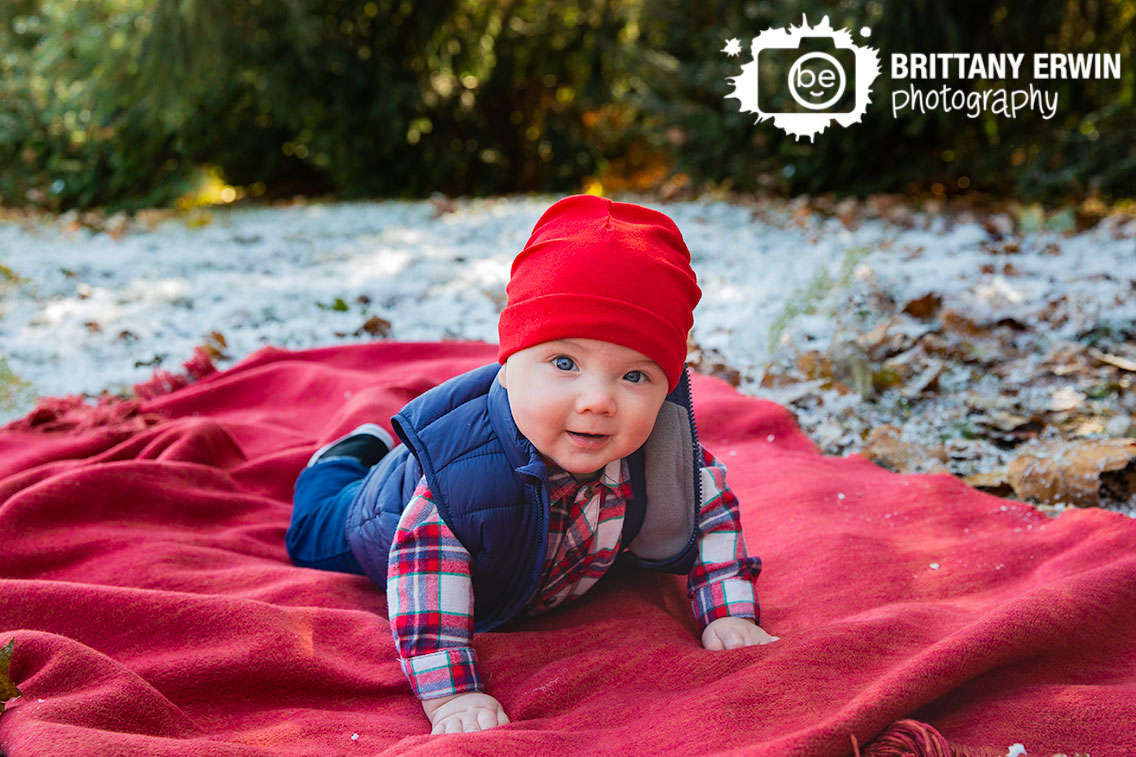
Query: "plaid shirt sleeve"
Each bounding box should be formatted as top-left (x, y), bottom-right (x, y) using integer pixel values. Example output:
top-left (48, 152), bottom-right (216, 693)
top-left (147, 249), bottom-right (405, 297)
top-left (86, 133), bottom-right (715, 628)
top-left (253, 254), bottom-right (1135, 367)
top-left (386, 476), bottom-right (482, 700)
top-left (687, 446), bottom-right (763, 629)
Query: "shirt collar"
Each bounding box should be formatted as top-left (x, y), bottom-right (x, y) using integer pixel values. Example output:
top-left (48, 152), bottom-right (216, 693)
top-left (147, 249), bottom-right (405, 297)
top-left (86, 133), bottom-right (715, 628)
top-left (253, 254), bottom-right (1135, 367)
top-left (545, 457), bottom-right (629, 491)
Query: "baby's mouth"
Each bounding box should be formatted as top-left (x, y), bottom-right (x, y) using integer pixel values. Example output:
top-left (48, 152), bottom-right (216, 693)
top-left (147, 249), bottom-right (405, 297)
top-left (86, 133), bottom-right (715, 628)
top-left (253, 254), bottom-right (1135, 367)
top-left (566, 430), bottom-right (610, 449)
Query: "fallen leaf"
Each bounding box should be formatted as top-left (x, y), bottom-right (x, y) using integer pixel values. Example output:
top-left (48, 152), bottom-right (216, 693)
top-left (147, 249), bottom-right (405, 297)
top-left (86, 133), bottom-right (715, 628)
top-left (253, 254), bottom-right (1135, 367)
top-left (979, 411), bottom-right (1031, 433)
top-left (1038, 296), bottom-right (1069, 328)
top-left (972, 410), bottom-right (1041, 445)
top-left (795, 350), bottom-right (834, 381)
top-left (940, 308), bottom-right (986, 338)
top-left (855, 319), bottom-right (900, 360)
top-left (1090, 348), bottom-right (1136, 373)
top-left (1007, 439), bottom-right (1136, 507)
top-left (1, 637), bottom-right (22, 715)
top-left (963, 469), bottom-right (1015, 498)
top-left (902, 292), bottom-right (941, 319)
top-left (1046, 386), bottom-right (1084, 413)
top-left (202, 331), bottom-right (230, 361)
top-left (357, 315), bottom-right (392, 338)
top-left (686, 345), bottom-right (742, 387)
top-left (901, 359), bottom-right (945, 398)
top-left (861, 425), bottom-right (951, 474)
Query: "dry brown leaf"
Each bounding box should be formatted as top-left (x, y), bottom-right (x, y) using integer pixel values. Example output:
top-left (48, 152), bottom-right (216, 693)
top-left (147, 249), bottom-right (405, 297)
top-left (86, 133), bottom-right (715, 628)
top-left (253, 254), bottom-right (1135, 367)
top-left (940, 308), bottom-right (986, 338)
top-left (901, 359), bottom-right (945, 398)
top-left (795, 350), bottom-right (834, 381)
top-left (1038, 296), bottom-right (1070, 328)
top-left (686, 346), bottom-right (742, 387)
top-left (856, 320), bottom-right (893, 355)
top-left (862, 425), bottom-right (951, 474)
top-left (202, 331), bottom-right (230, 361)
top-left (856, 317), bottom-right (920, 362)
top-left (1090, 348), bottom-right (1136, 373)
top-left (979, 411), bottom-right (1032, 433)
top-left (902, 292), bottom-right (942, 319)
top-left (963, 469), bottom-right (1015, 498)
top-left (357, 315), bottom-right (392, 338)
top-left (1, 637), bottom-right (22, 715)
top-left (1007, 438), bottom-right (1136, 507)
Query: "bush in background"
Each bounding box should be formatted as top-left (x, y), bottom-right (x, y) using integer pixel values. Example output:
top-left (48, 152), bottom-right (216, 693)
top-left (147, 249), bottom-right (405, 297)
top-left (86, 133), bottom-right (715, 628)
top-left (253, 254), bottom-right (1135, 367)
top-left (0, 0), bottom-right (1132, 210)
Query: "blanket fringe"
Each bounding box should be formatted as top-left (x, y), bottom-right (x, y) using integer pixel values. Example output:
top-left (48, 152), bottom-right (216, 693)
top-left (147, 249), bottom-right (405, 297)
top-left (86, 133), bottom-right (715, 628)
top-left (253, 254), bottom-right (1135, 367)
top-left (132, 347), bottom-right (217, 401)
top-left (5, 348), bottom-right (217, 433)
top-left (4, 393), bottom-right (155, 433)
top-left (855, 719), bottom-right (1001, 757)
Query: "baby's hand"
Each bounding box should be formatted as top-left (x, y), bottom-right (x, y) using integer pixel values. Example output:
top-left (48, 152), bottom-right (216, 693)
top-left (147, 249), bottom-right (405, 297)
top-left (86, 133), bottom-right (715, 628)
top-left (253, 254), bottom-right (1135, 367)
top-left (701, 617), bottom-right (779, 650)
top-left (422, 691), bottom-right (510, 734)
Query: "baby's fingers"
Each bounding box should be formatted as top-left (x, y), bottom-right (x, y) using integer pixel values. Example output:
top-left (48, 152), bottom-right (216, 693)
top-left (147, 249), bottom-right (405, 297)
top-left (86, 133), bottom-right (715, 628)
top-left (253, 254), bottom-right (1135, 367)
top-left (439, 713), bottom-right (477, 734)
top-left (432, 707), bottom-right (507, 734)
top-left (475, 706), bottom-right (502, 731)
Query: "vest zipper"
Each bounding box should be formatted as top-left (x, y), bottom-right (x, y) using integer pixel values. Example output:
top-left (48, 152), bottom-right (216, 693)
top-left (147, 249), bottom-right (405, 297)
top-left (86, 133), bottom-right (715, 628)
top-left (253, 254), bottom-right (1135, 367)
top-left (679, 369), bottom-right (703, 558)
top-left (479, 478), bottom-right (547, 632)
top-left (520, 480), bottom-right (548, 608)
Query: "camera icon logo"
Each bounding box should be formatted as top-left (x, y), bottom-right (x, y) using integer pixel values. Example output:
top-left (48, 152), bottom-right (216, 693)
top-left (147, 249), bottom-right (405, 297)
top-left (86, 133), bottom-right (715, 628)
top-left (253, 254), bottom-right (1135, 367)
top-left (725, 16), bottom-right (881, 141)
top-left (785, 52), bottom-right (848, 111)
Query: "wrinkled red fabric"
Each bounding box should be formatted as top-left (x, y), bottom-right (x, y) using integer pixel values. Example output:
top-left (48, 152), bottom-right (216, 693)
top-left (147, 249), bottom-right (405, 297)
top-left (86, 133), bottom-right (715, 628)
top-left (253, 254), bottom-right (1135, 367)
top-left (2, 342), bottom-right (1134, 756)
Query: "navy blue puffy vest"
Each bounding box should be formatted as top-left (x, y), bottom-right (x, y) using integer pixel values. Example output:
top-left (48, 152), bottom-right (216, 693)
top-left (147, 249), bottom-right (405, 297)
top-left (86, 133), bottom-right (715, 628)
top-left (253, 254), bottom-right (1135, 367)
top-left (344, 363), bottom-right (702, 632)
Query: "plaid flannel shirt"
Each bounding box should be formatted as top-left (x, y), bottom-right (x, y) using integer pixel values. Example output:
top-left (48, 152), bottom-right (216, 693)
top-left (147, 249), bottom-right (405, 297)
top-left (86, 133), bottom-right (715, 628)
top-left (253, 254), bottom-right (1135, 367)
top-left (386, 446), bottom-right (761, 700)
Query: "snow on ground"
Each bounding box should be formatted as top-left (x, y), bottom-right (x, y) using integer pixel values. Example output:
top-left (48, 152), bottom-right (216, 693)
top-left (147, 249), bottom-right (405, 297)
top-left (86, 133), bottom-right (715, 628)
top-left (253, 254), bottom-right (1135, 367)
top-left (2, 195), bottom-right (1135, 507)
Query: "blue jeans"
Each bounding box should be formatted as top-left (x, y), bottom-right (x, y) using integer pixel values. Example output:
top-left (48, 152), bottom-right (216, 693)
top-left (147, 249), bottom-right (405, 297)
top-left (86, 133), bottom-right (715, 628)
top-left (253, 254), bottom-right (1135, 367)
top-left (288, 458), bottom-right (369, 574)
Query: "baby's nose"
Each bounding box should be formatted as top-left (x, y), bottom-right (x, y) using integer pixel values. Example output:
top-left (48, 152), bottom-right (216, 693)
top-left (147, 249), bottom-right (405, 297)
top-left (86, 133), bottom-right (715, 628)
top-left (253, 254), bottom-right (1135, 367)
top-left (574, 383), bottom-right (616, 415)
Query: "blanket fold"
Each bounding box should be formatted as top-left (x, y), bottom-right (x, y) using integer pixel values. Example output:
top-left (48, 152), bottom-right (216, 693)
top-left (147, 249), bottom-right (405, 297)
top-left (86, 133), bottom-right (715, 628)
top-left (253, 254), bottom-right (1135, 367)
top-left (2, 342), bottom-right (1134, 756)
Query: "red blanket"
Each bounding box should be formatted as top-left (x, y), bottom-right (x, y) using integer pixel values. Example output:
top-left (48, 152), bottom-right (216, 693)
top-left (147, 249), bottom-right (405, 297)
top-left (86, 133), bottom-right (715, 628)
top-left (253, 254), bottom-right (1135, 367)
top-left (2, 342), bottom-right (1134, 756)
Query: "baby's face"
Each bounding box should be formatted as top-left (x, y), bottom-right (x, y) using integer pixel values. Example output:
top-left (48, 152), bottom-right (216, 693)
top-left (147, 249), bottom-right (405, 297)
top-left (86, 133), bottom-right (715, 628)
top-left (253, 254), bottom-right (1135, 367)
top-left (499, 338), bottom-right (669, 475)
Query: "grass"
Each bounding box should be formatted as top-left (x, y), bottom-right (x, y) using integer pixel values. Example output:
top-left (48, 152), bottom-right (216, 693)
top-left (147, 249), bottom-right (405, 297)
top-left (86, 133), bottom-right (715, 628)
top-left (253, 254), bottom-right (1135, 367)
top-left (766, 246), bottom-right (872, 352)
top-left (0, 356), bottom-right (36, 417)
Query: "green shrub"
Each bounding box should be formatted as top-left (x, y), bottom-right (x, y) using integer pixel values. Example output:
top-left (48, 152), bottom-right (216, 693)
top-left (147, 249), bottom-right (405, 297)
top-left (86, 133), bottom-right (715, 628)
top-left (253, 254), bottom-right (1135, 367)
top-left (1, 0), bottom-right (1132, 209)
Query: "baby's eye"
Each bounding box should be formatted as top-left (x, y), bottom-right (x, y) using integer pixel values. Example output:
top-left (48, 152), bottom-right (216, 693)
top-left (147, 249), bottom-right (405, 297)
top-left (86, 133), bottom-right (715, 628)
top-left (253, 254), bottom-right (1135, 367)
top-left (624, 370), bottom-right (646, 384)
top-left (553, 356), bottom-right (576, 371)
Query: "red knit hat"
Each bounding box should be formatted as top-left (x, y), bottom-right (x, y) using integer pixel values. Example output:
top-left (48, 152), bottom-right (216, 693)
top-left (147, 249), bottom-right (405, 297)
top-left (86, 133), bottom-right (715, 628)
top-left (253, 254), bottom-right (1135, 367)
top-left (497, 195), bottom-right (702, 391)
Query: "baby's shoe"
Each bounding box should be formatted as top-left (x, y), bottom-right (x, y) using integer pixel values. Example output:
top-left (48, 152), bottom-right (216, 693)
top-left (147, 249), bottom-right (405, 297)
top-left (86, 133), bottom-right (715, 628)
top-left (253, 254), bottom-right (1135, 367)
top-left (307, 423), bottom-right (395, 468)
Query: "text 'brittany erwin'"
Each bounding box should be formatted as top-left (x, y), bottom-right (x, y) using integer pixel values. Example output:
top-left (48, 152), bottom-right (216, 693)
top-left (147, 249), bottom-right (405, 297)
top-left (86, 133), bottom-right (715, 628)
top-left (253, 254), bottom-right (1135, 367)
top-left (891, 53), bottom-right (1122, 80)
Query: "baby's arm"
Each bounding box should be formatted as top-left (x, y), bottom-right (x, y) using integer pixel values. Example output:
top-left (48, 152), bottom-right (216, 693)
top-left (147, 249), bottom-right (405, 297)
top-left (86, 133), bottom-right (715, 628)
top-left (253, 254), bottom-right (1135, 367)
top-left (688, 448), bottom-right (779, 649)
top-left (387, 479), bottom-right (510, 733)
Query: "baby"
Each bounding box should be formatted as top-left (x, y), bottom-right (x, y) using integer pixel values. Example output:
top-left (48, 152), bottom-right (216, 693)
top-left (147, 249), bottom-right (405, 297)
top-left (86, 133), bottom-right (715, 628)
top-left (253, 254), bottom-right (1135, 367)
top-left (288, 195), bottom-right (776, 734)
